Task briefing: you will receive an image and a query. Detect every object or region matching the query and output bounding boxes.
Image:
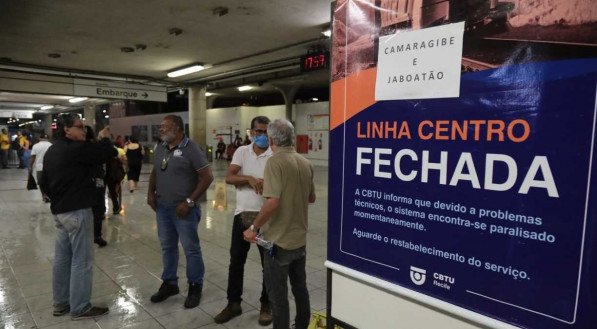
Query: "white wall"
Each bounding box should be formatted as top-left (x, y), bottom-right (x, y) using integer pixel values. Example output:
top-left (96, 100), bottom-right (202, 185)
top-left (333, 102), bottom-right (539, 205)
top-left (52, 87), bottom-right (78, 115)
top-left (108, 102), bottom-right (331, 167)
top-left (108, 111), bottom-right (188, 149)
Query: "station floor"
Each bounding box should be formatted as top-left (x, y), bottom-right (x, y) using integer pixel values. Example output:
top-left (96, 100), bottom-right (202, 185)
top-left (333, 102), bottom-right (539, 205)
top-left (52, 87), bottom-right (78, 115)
top-left (0, 160), bottom-right (329, 329)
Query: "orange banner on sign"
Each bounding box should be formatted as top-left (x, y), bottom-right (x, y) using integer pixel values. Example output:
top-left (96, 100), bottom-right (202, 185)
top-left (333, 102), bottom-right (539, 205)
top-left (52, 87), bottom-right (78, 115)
top-left (330, 68), bottom-right (378, 131)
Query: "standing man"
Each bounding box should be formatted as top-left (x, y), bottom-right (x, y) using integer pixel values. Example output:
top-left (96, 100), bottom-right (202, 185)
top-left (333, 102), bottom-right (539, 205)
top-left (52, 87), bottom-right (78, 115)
top-left (29, 133), bottom-right (52, 202)
top-left (147, 115), bottom-right (213, 309)
top-left (40, 113), bottom-right (116, 320)
top-left (214, 116), bottom-right (273, 325)
top-left (243, 119), bottom-right (316, 329)
top-left (17, 130), bottom-right (30, 169)
top-left (0, 128), bottom-right (9, 168)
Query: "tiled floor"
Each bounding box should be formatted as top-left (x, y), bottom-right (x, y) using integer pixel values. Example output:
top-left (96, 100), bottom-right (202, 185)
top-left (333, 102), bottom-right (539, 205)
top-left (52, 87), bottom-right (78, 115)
top-left (0, 159), bottom-right (329, 329)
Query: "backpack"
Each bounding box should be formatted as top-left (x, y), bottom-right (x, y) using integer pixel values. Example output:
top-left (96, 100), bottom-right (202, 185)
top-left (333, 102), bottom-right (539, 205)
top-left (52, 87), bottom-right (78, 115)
top-left (105, 156), bottom-right (126, 184)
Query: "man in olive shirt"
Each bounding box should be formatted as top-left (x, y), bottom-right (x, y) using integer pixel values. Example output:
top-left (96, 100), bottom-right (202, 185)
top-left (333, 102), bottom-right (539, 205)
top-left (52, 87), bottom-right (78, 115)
top-left (243, 118), bottom-right (316, 329)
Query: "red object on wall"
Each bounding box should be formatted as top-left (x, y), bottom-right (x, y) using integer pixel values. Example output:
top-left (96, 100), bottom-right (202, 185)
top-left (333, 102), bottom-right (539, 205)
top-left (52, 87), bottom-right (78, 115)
top-left (296, 135), bottom-right (308, 154)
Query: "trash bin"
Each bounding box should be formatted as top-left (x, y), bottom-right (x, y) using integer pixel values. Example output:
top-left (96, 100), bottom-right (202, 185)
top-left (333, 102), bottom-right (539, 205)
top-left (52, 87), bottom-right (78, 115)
top-left (206, 146), bottom-right (213, 162)
top-left (143, 146), bottom-right (151, 164)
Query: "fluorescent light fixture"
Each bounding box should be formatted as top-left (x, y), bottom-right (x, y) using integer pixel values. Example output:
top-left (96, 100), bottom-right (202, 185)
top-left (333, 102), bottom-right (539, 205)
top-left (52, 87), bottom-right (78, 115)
top-left (40, 105), bottom-right (54, 110)
top-left (205, 92), bottom-right (214, 97)
top-left (69, 97), bottom-right (88, 103)
top-left (311, 98), bottom-right (319, 102)
top-left (322, 29), bottom-right (331, 37)
top-left (167, 64), bottom-right (205, 78)
top-left (237, 85), bottom-right (253, 92)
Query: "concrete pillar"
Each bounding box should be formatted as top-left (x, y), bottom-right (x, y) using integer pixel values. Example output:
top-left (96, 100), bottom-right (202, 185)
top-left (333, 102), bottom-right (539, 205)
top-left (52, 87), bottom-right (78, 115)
top-left (44, 114), bottom-right (52, 137)
top-left (83, 105), bottom-right (96, 128)
top-left (273, 84), bottom-right (300, 122)
top-left (188, 87), bottom-right (207, 148)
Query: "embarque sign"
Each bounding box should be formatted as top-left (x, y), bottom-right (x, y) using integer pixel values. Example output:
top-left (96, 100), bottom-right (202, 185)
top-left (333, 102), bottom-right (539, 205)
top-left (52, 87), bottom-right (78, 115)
top-left (328, 1), bottom-right (597, 328)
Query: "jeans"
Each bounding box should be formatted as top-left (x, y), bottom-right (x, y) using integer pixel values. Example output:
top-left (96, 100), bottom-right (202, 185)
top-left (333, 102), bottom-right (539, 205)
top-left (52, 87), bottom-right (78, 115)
top-left (92, 186), bottom-right (106, 238)
top-left (107, 182), bottom-right (121, 212)
top-left (264, 245), bottom-right (310, 329)
top-left (156, 200), bottom-right (204, 285)
top-left (1, 149), bottom-right (7, 168)
top-left (227, 214), bottom-right (268, 303)
top-left (52, 208), bottom-right (94, 316)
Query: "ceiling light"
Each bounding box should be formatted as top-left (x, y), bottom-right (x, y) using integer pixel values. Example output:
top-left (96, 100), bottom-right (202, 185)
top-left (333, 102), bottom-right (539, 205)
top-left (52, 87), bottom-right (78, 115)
top-left (41, 105), bottom-right (54, 110)
top-left (167, 65), bottom-right (205, 78)
top-left (237, 85), bottom-right (253, 92)
top-left (322, 29), bottom-right (331, 38)
top-left (205, 92), bottom-right (214, 97)
top-left (311, 98), bottom-right (319, 102)
top-left (69, 97), bottom-right (88, 103)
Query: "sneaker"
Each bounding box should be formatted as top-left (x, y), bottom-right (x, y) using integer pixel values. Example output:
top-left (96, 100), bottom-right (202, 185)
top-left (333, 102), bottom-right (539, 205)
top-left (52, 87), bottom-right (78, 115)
top-left (94, 237), bottom-right (107, 247)
top-left (71, 306), bottom-right (109, 320)
top-left (258, 302), bottom-right (273, 326)
top-left (184, 282), bottom-right (202, 308)
top-left (52, 304), bottom-right (69, 316)
top-left (214, 301), bottom-right (242, 324)
top-left (150, 282), bottom-right (179, 303)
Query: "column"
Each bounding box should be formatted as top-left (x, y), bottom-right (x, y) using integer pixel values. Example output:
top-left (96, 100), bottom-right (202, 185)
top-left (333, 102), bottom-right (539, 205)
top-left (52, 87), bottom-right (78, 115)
top-left (83, 105), bottom-right (96, 129)
top-left (188, 86), bottom-right (207, 148)
top-left (272, 84), bottom-right (300, 122)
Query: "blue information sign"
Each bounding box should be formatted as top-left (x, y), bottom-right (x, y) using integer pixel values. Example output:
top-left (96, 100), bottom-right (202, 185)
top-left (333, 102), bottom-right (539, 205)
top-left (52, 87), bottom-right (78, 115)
top-left (328, 1), bottom-right (597, 328)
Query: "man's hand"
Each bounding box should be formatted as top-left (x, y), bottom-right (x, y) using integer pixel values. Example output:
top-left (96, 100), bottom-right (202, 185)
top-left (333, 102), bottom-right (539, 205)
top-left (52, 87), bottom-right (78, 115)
top-left (98, 126), bottom-right (110, 139)
top-left (147, 193), bottom-right (157, 212)
top-left (247, 177), bottom-right (264, 194)
top-left (243, 228), bottom-right (257, 243)
top-left (175, 201), bottom-right (190, 218)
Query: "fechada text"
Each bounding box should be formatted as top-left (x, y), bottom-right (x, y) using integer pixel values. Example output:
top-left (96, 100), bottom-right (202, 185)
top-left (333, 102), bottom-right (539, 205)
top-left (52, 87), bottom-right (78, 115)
top-left (354, 120), bottom-right (559, 198)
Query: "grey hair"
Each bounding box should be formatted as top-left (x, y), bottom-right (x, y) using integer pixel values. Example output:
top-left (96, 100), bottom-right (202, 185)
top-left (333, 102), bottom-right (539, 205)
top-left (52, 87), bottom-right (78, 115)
top-left (268, 119), bottom-right (295, 147)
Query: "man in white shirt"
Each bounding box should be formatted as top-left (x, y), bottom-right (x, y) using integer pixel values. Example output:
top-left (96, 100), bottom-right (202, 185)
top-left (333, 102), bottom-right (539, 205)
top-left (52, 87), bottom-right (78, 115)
top-left (30, 134), bottom-right (52, 201)
top-left (214, 116), bottom-right (273, 326)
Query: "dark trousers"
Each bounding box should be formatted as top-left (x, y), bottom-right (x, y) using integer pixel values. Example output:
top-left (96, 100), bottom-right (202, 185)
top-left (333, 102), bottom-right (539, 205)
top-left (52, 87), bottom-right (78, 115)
top-left (92, 186), bottom-right (106, 238)
top-left (264, 245), bottom-right (310, 329)
top-left (1, 149), bottom-right (7, 168)
top-left (226, 214), bottom-right (269, 304)
top-left (107, 182), bottom-right (121, 212)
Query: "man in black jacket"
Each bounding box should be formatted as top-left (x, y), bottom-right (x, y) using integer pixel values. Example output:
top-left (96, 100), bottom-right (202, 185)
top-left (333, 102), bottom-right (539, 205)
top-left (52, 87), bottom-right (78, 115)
top-left (40, 114), bottom-right (117, 320)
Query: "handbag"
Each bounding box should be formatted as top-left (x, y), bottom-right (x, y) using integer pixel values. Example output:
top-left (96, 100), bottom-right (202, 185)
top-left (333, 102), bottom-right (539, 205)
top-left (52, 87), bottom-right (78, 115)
top-left (27, 173), bottom-right (38, 190)
top-left (240, 211), bottom-right (259, 228)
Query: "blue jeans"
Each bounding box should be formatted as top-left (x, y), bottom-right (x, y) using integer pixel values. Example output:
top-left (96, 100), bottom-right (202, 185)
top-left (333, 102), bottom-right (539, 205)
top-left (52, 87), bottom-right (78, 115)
top-left (0, 149), bottom-right (7, 167)
top-left (52, 208), bottom-right (94, 316)
top-left (264, 246), bottom-right (310, 329)
top-left (156, 200), bottom-right (204, 285)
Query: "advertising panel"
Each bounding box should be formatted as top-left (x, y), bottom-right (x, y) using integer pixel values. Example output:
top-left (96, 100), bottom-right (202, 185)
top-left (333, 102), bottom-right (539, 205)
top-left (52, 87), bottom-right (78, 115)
top-left (328, 1), bottom-right (597, 328)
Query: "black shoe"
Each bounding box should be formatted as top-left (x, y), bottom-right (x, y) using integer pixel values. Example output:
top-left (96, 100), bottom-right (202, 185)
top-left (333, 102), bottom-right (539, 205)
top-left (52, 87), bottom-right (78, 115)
top-left (53, 304), bottom-right (70, 316)
top-left (113, 207), bottom-right (121, 215)
top-left (71, 306), bottom-right (109, 320)
top-left (150, 282), bottom-right (179, 303)
top-left (184, 283), bottom-right (202, 308)
top-left (94, 237), bottom-right (107, 247)
top-left (214, 301), bottom-right (242, 324)
top-left (258, 302), bottom-right (273, 325)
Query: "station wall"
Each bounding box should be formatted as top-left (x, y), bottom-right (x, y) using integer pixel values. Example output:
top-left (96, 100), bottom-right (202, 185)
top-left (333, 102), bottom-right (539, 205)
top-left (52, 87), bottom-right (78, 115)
top-left (108, 102), bottom-right (330, 166)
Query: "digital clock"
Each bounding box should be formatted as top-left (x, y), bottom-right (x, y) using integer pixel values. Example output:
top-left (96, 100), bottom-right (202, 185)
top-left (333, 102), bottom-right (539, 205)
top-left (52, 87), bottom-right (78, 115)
top-left (300, 51), bottom-right (329, 72)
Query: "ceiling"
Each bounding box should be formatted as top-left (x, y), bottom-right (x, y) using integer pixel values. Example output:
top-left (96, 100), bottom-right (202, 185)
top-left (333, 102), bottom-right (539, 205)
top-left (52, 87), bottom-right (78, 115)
top-left (0, 0), bottom-right (333, 115)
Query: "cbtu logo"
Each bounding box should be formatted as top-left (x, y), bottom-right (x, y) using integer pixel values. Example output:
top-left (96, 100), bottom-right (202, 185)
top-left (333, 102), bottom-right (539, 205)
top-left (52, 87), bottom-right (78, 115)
top-left (410, 266), bottom-right (427, 286)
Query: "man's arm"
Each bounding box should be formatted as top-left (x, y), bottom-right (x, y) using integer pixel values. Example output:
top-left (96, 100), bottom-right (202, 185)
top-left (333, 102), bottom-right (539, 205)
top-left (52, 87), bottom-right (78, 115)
top-left (225, 164), bottom-right (263, 194)
top-left (147, 168), bottom-right (157, 211)
top-left (190, 166), bottom-right (214, 201)
top-left (175, 166), bottom-right (214, 218)
top-left (243, 197), bottom-right (280, 242)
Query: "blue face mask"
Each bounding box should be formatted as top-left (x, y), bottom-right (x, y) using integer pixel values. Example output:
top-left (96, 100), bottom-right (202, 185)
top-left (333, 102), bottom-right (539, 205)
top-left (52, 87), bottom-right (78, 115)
top-left (254, 134), bottom-right (269, 148)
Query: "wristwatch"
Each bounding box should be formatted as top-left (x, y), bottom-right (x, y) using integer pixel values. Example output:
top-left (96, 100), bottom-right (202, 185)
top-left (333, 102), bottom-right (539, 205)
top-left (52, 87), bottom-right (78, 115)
top-left (249, 224), bottom-right (257, 233)
top-left (185, 198), bottom-right (195, 207)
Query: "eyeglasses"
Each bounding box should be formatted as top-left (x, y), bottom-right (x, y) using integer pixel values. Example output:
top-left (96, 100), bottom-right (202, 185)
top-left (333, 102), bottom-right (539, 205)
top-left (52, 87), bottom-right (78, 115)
top-left (72, 125), bottom-right (86, 131)
top-left (254, 129), bottom-right (267, 135)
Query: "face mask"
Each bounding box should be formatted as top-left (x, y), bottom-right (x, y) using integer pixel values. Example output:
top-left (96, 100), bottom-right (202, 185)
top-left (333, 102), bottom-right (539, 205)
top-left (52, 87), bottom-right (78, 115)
top-left (254, 134), bottom-right (269, 148)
